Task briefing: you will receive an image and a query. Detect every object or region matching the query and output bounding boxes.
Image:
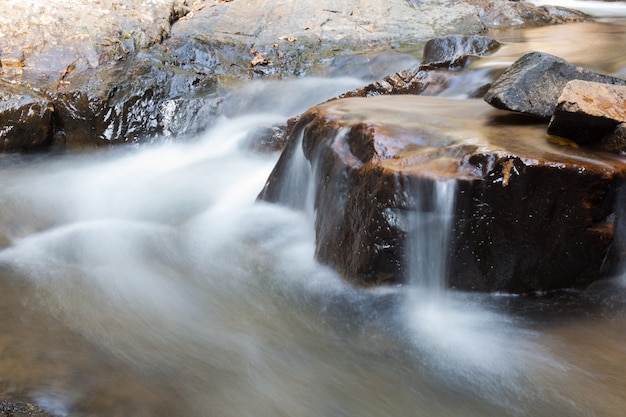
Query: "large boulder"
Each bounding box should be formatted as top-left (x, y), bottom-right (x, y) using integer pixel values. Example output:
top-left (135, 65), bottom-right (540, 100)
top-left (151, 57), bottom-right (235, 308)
top-left (547, 80), bottom-right (626, 145)
top-left (421, 35), bottom-right (501, 69)
top-left (484, 52), bottom-right (626, 119)
top-left (259, 95), bottom-right (626, 293)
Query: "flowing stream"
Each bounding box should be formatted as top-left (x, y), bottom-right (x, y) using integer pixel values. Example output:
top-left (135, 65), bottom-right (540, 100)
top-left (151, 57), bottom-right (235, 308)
top-left (2, 5), bottom-right (626, 417)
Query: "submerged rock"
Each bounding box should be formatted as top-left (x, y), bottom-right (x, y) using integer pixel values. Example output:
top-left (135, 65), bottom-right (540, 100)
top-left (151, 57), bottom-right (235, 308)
top-left (259, 95), bottom-right (626, 293)
top-left (547, 80), bottom-right (626, 145)
top-left (484, 52), bottom-right (626, 119)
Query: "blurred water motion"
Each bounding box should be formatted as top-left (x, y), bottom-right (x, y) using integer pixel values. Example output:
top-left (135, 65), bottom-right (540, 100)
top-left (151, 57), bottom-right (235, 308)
top-left (1, 18), bottom-right (626, 417)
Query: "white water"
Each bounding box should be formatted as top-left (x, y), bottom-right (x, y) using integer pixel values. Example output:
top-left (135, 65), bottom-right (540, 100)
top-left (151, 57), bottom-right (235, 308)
top-left (1, 25), bottom-right (626, 417)
top-left (405, 179), bottom-right (457, 291)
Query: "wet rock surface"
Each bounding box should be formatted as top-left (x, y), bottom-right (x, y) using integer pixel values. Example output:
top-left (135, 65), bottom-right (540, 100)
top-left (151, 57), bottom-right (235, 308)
top-left (421, 35), bottom-right (501, 69)
top-left (484, 52), bottom-right (626, 119)
top-left (259, 95), bottom-right (626, 293)
top-left (548, 80), bottom-right (626, 145)
top-left (0, 0), bottom-right (593, 150)
top-left (0, 400), bottom-right (53, 417)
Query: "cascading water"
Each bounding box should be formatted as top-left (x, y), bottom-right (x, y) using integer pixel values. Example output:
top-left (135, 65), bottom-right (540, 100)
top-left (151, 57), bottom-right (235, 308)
top-left (404, 178), bottom-right (457, 291)
top-left (1, 19), bottom-right (626, 417)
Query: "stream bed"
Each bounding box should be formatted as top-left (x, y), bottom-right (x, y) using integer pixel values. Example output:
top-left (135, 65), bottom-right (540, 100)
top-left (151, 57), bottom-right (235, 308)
top-left (1, 4), bottom-right (626, 416)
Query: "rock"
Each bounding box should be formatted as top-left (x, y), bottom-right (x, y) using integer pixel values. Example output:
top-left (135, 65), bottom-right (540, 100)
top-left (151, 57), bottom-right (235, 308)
top-left (338, 34), bottom-right (501, 99)
top-left (547, 80), bottom-right (626, 146)
top-left (484, 52), bottom-right (626, 119)
top-left (1, 399), bottom-right (53, 417)
top-left (259, 95), bottom-right (626, 293)
top-left (0, 0), bottom-right (601, 151)
top-left (468, 0), bottom-right (590, 28)
top-left (339, 66), bottom-right (454, 98)
top-left (601, 123), bottom-right (626, 154)
top-left (0, 84), bottom-right (54, 152)
top-left (421, 35), bottom-right (501, 69)
top-left (0, 0), bottom-right (191, 88)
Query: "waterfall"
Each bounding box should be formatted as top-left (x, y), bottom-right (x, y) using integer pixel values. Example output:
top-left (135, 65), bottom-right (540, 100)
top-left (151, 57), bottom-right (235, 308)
top-left (404, 178), bottom-right (457, 291)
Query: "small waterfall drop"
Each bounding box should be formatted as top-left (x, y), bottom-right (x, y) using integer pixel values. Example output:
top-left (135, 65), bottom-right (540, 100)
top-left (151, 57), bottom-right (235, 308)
top-left (405, 178), bottom-right (457, 291)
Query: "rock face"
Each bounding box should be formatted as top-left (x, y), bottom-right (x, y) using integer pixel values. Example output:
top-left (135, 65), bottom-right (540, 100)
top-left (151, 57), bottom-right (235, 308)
top-left (259, 95), bottom-right (626, 293)
top-left (547, 80), bottom-right (626, 145)
top-left (602, 123), bottom-right (626, 154)
top-left (0, 85), bottom-right (55, 152)
top-left (421, 35), bottom-right (501, 69)
top-left (484, 52), bottom-right (626, 119)
top-left (0, 0), bottom-right (592, 151)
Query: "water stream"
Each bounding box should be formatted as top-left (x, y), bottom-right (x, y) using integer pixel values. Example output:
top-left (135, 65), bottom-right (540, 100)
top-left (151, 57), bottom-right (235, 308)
top-left (1, 5), bottom-right (626, 417)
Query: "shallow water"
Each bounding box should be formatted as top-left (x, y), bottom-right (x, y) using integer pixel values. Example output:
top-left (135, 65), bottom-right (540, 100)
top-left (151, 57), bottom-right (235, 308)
top-left (2, 9), bottom-right (626, 417)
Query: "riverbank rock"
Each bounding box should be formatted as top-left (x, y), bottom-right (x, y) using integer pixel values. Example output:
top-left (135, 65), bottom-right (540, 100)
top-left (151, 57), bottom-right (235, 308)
top-left (338, 34), bottom-right (501, 100)
top-left (0, 84), bottom-right (55, 152)
top-left (0, 0), bottom-right (593, 151)
top-left (547, 80), bottom-right (626, 146)
top-left (259, 95), bottom-right (626, 293)
top-left (484, 52), bottom-right (626, 119)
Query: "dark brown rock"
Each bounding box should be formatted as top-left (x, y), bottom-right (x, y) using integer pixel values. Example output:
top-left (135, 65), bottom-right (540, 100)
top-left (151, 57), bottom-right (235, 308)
top-left (259, 95), bottom-right (626, 293)
top-left (47, 60), bottom-right (219, 149)
top-left (339, 67), bottom-right (454, 98)
top-left (468, 0), bottom-right (590, 28)
top-left (0, 85), bottom-right (54, 152)
top-left (421, 35), bottom-right (501, 69)
top-left (547, 80), bottom-right (626, 146)
top-left (484, 52), bottom-right (626, 119)
top-left (601, 123), bottom-right (626, 155)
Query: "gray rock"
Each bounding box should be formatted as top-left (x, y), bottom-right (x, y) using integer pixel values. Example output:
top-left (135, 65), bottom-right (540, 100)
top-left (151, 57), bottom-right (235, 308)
top-left (421, 35), bottom-right (501, 69)
top-left (547, 80), bottom-right (626, 145)
top-left (484, 52), bottom-right (626, 119)
top-left (0, 0), bottom-right (601, 151)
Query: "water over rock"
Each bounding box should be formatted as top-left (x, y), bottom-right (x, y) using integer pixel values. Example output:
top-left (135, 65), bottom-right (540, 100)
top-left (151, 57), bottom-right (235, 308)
top-left (484, 52), bottom-right (626, 119)
top-left (259, 95), bottom-right (626, 293)
top-left (547, 80), bottom-right (626, 146)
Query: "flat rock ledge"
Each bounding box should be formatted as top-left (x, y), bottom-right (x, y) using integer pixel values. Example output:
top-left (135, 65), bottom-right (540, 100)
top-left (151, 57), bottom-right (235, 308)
top-left (259, 95), bottom-right (626, 293)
